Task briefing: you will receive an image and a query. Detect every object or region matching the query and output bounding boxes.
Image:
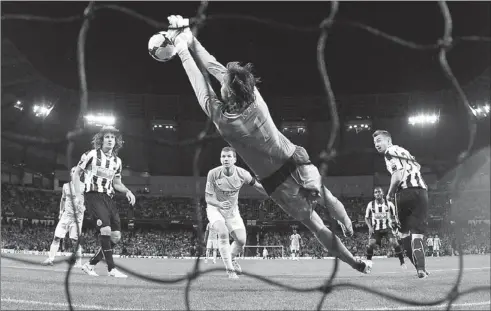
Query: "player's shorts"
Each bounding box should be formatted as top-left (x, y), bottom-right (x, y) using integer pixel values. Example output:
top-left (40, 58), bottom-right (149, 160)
top-left (395, 187), bottom-right (428, 234)
top-left (54, 214), bottom-right (84, 240)
top-left (84, 192), bottom-right (121, 231)
top-left (206, 205), bottom-right (245, 233)
top-left (370, 229), bottom-right (396, 246)
top-left (434, 245), bottom-right (440, 251)
top-left (206, 239), bottom-right (219, 249)
top-left (290, 244), bottom-right (299, 251)
top-left (427, 245), bottom-right (434, 253)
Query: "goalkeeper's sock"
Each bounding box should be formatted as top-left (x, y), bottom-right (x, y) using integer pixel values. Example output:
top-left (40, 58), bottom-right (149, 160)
top-left (314, 227), bottom-right (358, 268)
top-left (394, 245), bottom-right (405, 265)
top-left (49, 240), bottom-right (59, 261)
top-left (411, 234), bottom-right (426, 271)
top-left (320, 186), bottom-right (352, 229)
top-left (212, 249), bottom-right (217, 261)
top-left (230, 241), bottom-right (243, 259)
top-left (366, 245), bottom-right (374, 261)
top-left (218, 238), bottom-right (234, 271)
top-left (205, 248), bottom-right (210, 259)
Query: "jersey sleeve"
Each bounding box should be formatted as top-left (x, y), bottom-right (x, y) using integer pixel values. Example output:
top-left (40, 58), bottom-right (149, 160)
top-left (115, 157), bottom-right (122, 179)
top-left (177, 49), bottom-right (221, 119)
top-left (205, 170), bottom-right (216, 196)
top-left (384, 146), bottom-right (404, 174)
top-left (238, 167), bottom-right (255, 186)
top-left (192, 39), bottom-right (227, 86)
top-left (365, 202), bottom-right (372, 218)
top-left (78, 150), bottom-right (95, 170)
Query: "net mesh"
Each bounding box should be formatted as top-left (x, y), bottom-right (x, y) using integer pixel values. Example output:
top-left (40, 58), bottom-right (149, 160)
top-left (2, 1), bottom-right (490, 310)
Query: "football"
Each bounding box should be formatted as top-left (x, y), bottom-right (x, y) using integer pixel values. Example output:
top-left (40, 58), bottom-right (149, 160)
top-left (148, 31), bottom-right (176, 62)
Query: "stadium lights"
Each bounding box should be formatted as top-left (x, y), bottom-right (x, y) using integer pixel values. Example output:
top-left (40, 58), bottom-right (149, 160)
top-left (14, 100), bottom-right (23, 111)
top-left (471, 103), bottom-right (490, 119)
top-left (346, 118), bottom-right (372, 133)
top-left (151, 120), bottom-right (177, 131)
top-left (408, 113), bottom-right (439, 126)
top-left (84, 114), bottom-right (116, 127)
top-left (32, 103), bottom-right (54, 118)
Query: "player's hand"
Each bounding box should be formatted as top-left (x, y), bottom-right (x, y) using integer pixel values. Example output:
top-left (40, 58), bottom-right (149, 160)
top-left (386, 194), bottom-right (394, 202)
top-left (126, 190), bottom-right (136, 206)
top-left (368, 227), bottom-right (374, 236)
top-left (167, 15), bottom-right (193, 51)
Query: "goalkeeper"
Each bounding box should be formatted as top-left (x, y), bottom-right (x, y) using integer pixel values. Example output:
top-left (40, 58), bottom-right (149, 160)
top-left (166, 15), bottom-right (371, 275)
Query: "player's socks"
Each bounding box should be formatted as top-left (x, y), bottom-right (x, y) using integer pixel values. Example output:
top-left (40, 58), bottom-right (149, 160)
top-left (205, 248), bottom-right (211, 260)
top-left (89, 247), bottom-right (104, 265)
top-left (212, 249), bottom-right (217, 262)
top-left (366, 245), bottom-right (374, 261)
top-left (320, 186), bottom-right (352, 233)
top-left (402, 236), bottom-right (415, 266)
top-left (100, 235), bottom-right (116, 272)
top-left (411, 234), bottom-right (426, 271)
top-left (230, 241), bottom-right (243, 259)
top-left (218, 238), bottom-right (234, 271)
top-left (394, 245), bottom-right (405, 265)
top-left (314, 227), bottom-right (358, 268)
top-left (49, 241), bottom-right (59, 261)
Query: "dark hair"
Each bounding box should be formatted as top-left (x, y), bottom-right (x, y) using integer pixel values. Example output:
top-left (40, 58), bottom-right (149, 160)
top-left (372, 130), bottom-right (391, 139)
top-left (223, 62), bottom-right (261, 113)
top-left (221, 146), bottom-right (236, 157)
top-left (92, 128), bottom-right (124, 156)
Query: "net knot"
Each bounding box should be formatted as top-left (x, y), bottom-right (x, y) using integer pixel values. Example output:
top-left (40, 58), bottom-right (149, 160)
top-left (320, 18), bottom-right (335, 30)
top-left (438, 36), bottom-right (453, 50)
top-left (320, 284), bottom-right (333, 294)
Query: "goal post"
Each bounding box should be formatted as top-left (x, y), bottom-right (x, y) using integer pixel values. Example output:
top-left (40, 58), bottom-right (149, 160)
top-left (241, 245), bottom-right (284, 259)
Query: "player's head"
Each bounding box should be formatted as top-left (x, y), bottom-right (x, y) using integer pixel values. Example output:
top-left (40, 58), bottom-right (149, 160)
top-left (92, 126), bottom-right (124, 155)
top-left (293, 228), bottom-right (297, 234)
top-left (435, 234), bottom-right (438, 238)
top-left (220, 146), bottom-right (237, 168)
top-left (372, 130), bottom-right (392, 153)
top-left (220, 62), bottom-right (261, 114)
top-left (373, 186), bottom-right (384, 200)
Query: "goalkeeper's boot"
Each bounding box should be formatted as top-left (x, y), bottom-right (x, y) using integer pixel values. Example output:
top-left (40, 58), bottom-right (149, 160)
top-left (227, 269), bottom-right (239, 279)
top-left (231, 258), bottom-right (242, 275)
top-left (355, 260), bottom-right (372, 274)
top-left (400, 263), bottom-right (408, 270)
top-left (81, 262), bottom-right (99, 277)
top-left (42, 258), bottom-right (54, 266)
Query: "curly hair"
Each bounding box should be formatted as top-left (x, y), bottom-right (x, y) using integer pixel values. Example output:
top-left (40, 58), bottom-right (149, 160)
top-left (91, 129), bottom-right (124, 156)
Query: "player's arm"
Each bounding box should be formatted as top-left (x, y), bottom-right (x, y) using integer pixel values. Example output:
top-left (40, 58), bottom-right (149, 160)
top-left (242, 169), bottom-right (268, 197)
top-left (388, 202), bottom-right (400, 228)
top-left (364, 203), bottom-right (374, 233)
top-left (112, 160), bottom-right (136, 205)
top-left (174, 33), bottom-right (221, 119)
top-left (73, 150), bottom-right (94, 196)
top-left (205, 171), bottom-right (223, 208)
top-left (189, 38), bottom-right (228, 85)
top-left (384, 147), bottom-right (404, 199)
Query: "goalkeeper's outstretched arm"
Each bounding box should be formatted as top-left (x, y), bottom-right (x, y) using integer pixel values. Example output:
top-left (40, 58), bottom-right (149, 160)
top-left (189, 38), bottom-right (227, 85)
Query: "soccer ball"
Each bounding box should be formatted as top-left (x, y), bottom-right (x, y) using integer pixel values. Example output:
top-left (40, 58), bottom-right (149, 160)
top-left (148, 31), bottom-right (176, 62)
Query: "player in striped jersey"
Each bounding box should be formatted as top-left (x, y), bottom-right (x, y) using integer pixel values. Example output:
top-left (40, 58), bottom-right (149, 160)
top-left (74, 126), bottom-right (136, 278)
top-left (205, 147), bottom-right (267, 278)
top-left (290, 229), bottom-right (302, 260)
top-left (43, 167), bottom-right (85, 267)
top-left (167, 15), bottom-right (371, 276)
top-left (373, 130), bottom-right (429, 278)
top-left (204, 222), bottom-right (219, 264)
top-left (364, 187), bottom-right (406, 268)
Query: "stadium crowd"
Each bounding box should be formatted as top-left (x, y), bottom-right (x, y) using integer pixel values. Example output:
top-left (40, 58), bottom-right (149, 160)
top-left (1, 171), bottom-right (489, 259)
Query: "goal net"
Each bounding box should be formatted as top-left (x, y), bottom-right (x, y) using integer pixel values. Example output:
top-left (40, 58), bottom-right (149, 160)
top-left (242, 245), bottom-right (284, 259)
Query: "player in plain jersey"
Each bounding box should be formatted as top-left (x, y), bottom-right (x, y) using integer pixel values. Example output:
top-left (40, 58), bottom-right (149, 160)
top-left (43, 167), bottom-right (85, 267)
top-left (433, 234), bottom-right (441, 257)
top-left (204, 222), bottom-right (219, 264)
top-left (364, 186), bottom-right (406, 269)
top-left (290, 229), bottom-right (302, 261)
top-left (205, 147), bottom-right (267, 278)
top-left (167, 15), bottom-right (371, 275)
top-left (373, 130), bottom-right (430, 278)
